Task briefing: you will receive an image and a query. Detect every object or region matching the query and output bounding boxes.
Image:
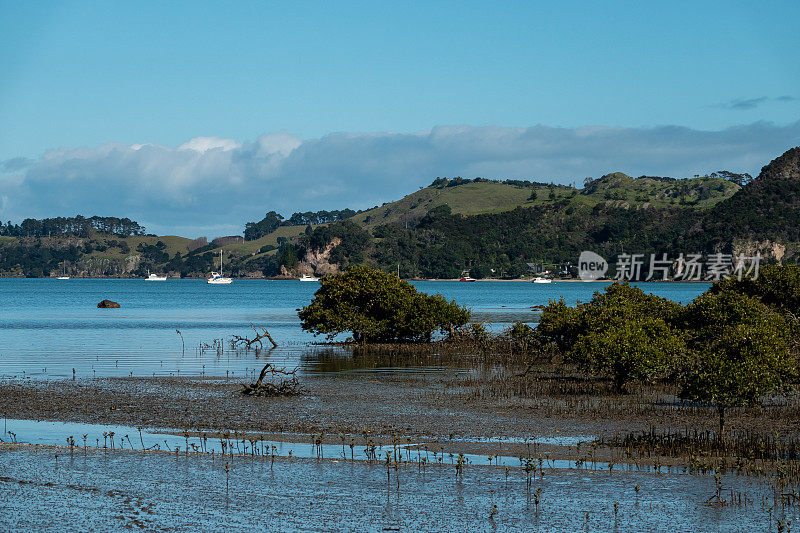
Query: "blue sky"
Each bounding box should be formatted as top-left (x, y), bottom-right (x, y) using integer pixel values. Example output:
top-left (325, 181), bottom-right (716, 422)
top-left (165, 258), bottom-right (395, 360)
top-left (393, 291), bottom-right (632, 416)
top-left (1, 1), bottom-right (799, 236)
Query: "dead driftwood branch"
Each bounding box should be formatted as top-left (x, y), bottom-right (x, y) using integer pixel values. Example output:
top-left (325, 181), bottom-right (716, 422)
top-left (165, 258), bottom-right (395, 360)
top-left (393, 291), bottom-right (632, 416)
top-left (231, 324), bottom-right (279, 350)
top-left (241, 363), bottom-right (301, 396)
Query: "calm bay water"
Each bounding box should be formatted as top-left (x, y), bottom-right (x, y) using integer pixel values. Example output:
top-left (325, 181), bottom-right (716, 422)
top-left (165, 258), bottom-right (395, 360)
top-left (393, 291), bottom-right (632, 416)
top-left (0, 279), bottom-right (709, 379)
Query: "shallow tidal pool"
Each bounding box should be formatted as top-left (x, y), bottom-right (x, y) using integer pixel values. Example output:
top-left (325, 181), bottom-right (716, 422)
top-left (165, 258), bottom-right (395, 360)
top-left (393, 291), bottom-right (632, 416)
top-left (0, 444), bottom-right (794, 531)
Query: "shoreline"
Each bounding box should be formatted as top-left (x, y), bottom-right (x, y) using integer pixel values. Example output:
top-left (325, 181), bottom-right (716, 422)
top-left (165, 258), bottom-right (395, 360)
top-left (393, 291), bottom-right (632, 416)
top-left (5, 276), bottom-right (712, 283)
top-left (2, 368), bottom-right (795, 469)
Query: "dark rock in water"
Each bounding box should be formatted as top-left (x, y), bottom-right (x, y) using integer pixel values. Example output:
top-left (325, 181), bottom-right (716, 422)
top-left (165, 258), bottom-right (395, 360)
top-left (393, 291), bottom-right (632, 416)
top-left (97, 299), bottom-right (120, 308)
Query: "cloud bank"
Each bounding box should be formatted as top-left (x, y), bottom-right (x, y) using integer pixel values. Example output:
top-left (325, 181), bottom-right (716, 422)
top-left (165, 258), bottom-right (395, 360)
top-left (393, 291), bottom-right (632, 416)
top-left (716, 96), bottom-right (798, 110)
top-left (1, 122), bottom-right (799, 237)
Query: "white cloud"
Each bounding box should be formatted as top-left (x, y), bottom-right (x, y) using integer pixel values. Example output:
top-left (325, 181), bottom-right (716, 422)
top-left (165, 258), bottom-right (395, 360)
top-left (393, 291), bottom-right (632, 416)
top-left (254, 131), bottom-right (302, 158)
top-left (1, 121), bottom-right (798, 237)
top-left (130, 143), bottom-right (154, 151)
top-left (178, 136), bottom-right (241, 153)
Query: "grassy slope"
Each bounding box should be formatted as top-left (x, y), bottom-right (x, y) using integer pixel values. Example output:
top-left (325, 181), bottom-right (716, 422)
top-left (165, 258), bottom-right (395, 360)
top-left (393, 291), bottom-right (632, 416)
top-left (347, 174), bottom-right (740, 230)
top-left (147, 174), bottom-right (739, 256)
top-left (349, 182), bottom-right (575, 229)
top-left (207, 174), bottom-right (740, 253)
top-left (89, 234), bottom-right (193, 261)
top-left (1, 174), bottom-right (742, 267)
top-left (582, 173), bottom-right (740, 208)
top-left (1, 233), bottom-right (193, 258)
top-left (220, 225), bottom-right (307, 264)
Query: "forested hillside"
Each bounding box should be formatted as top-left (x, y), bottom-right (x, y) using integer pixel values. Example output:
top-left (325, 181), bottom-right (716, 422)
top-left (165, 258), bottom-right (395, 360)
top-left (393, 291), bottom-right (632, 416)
top-left (262, 148), bottom-right (796, 279)
top-left (0, 148), bottom-right (796, 278)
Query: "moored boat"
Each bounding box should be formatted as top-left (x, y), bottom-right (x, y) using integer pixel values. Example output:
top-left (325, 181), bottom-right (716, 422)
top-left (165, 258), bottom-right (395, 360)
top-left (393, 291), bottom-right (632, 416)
top-left (207, 250), bottom-right (233, 284)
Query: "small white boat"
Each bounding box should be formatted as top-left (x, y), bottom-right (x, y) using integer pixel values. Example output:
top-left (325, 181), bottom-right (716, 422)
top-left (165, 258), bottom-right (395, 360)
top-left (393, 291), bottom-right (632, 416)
top-left (57, 276), bottom-right (70, 280)
top-left (299, 274), bottom-right (319, 282)
top-left (532, 277), bottom-right (552, 284)
top-left (459, 270), bottom-right (476, 282)
top-left (207, 272), bottom-right (232, 284)
top-left (207, 250), bottom-right (233, 284)
top-left (145, 271), bottom-right (167, 281)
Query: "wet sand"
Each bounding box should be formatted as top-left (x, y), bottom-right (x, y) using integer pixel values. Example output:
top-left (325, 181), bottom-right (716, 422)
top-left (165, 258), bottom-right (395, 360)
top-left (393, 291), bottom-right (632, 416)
top-left (4, 368), bottom-right (800, 530)
top-left (2, 368), bottom-right (798, 460)
top-left (0, 443), bottom-right (789, 531)
top-left (0, 373), bottom-right (667, 441)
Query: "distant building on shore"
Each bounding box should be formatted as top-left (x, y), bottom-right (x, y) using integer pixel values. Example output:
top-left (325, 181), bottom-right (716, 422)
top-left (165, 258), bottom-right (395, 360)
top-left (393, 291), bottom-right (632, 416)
top-left (212, 236), bottom-right (244, 247)
top-left (187, 237), bottom-right (208, 252)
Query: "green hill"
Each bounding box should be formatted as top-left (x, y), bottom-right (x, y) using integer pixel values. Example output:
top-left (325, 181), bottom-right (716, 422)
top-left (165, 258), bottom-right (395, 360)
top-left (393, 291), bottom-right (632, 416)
top-left (253, 150), bottom-right (794, 278)
top-left (0, 149), bottom-right (793, 278)
top-left (702, 147), bottom-right (800, 242)
top-left (345, 173), bottom-right (738, 231)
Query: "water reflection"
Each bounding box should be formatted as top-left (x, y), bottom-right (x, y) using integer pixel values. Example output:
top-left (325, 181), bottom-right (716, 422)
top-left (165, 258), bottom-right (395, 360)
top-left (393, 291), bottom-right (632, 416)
top-left (302, 348), bottom-right (468, 374)
top-left (0, 279), bottom-right (710, 379)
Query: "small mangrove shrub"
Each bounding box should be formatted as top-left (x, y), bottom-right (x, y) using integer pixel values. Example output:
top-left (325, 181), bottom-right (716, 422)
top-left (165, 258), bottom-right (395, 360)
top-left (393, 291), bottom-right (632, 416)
top-left (538, 283), bottom-right (683, 392)
top-left (678, 289), bottom-right (799, 434)
top-left (299, 265), bottom-right (470, 342)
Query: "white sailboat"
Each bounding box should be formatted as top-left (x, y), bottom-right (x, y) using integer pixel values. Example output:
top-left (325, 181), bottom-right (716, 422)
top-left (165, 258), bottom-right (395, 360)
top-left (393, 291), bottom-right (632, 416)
top-left (145, 270), bottom-right (168, 281)
top-left (532, 277), bottom-right (552, 284)
top-left (207, 250), bottom-right (233, 284)
top-left (57, 276), bottom-right (70, 280)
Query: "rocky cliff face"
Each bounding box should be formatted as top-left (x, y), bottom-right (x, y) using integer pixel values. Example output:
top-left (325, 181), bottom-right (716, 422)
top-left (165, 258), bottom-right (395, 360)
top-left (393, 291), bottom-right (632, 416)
top-left (685, 146), bottom-right (800, 262)
top-left (281, 237), bottom-right (343, 277)
top-left (731, 238), bottom-right (788, 263)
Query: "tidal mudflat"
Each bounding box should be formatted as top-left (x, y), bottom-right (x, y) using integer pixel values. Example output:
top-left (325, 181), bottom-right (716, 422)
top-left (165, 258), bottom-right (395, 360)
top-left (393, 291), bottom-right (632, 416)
top-left (1, 442), bottom-right (793, 531)
top-left (3, 279), bottom-right (797, 530)
top-left (3, 363), bottom-right (800, 531)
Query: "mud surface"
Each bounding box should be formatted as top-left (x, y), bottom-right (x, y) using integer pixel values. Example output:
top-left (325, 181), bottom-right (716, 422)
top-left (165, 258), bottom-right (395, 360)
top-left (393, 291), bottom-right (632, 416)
top-left (2, 368), bottom-right (798, 455)
top-left (0, 373), bottom-right (658, 442)
top-left (3, 364), bottom-right (800, 530)
top-left (0, 444), bottom-right (790, 532)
